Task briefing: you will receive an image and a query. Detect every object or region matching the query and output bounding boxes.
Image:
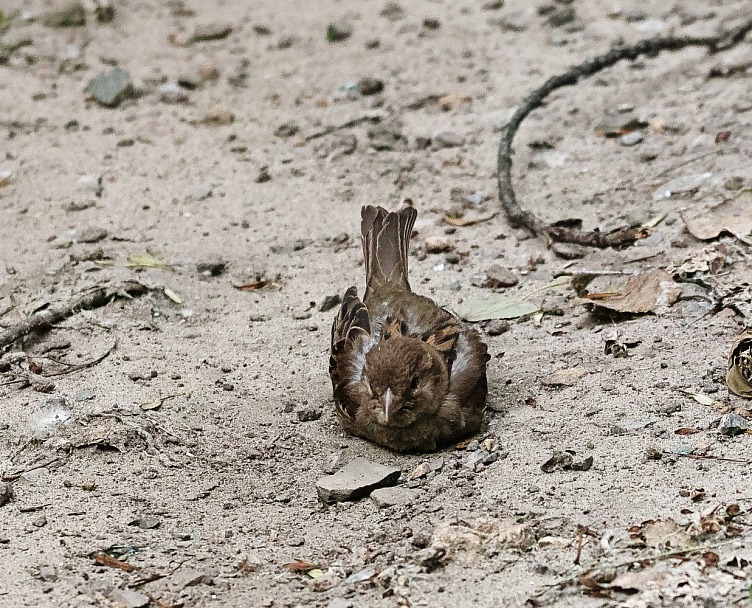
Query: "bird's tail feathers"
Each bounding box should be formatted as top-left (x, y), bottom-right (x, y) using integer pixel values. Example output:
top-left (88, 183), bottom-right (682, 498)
top-left (361, 205), bottom-right (417, 297)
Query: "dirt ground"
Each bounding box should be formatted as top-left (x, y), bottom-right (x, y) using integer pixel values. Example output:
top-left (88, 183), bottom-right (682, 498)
top-left (1, 0), bottom-right (752, 606)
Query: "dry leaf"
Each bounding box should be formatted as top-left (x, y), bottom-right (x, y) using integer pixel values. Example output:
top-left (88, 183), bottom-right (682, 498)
top-left (683, 190), bottom-right (752, 243)
top-left (283, 560), bottom-right (320, 573)
top-left (674, 427), bottom-right (700, 435)
top-left (727, 330), bottom-right (752, 398)
top-left (641, 519), bottom-right (693, 549)
top-left (438, 93), bottom-right (471, 111)
top-left (163, 287), bottom-right (183, 304)
top-left (581, 270), bottom-right (681, 314)
top-left (126, 253), bottom-right (170, 269)
top-left (542, 366), bottom-right (587, 387)
top-left (234, 280), bottom-right (270, 292)
top-left (678, 389), bottom-right (720, 407)
top-left (453, 295), bottom-right (538, 321)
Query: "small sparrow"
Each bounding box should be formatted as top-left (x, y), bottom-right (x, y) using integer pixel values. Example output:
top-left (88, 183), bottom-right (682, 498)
top-left (727, 329), bottom-right (752, 398)
top-left (329, 205), bottom-right (490, 452)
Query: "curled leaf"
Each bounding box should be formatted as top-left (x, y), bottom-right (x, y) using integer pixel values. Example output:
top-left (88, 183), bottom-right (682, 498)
top-left (126, 252), bottom-right (170, 269)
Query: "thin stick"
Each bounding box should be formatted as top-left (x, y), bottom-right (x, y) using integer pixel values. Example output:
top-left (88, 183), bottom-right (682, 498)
top-left (497, 17), bottom-right (752, 248)
top-left (0, 282), bottom-right (147, 351)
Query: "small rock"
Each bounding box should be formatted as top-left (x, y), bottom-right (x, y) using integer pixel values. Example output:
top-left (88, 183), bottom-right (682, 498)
top-left (38, 565), bottom-right (57, 582)
top-left (110, 589), bottom-right (150, 608)
top-left (33, 515), bottom-right (48, 528)
top-left (370, 486), bottom-right (422, 508)
top-left (620, 132), bottom-right (643, 146)
top-left (203, 107), bottom-right (235, 125)
top-left (357, 77), bottom-right (384, 96)
top-left (42, 1), bottom-right (86, 27)
top-left (433, 131), bottom-right (465, 149)
top-left (190, 23), bottom-right (233, 43)
top-left (486, 320), bottom-right (510, 336)
top-left (424, 236), bottom-right (452, 254)
top-left (406, 462), bottom-right (431, 480)
top-left (551, 242), bottom-right (587, 259)
top-left (316, 457), bottom-right (401, 503)
top-left (345, 565), bottom-right (377, 584)
top-left (327, 599), bottom-right (354, 608)
top-left (368, 123), bottom-right (407, 151)
top-left (380, 2), bottom-right (406, 21)
top-left (595, 113), bottom-right (647, 137)
top-left (159, 82), bottom-right (189, 104)
top-left (274, 122), bottom-right (299, 138)
top-left (0, 170), bottom-right (13, 187)
top-left (414, 546), bottom-right (446, 571)
top-left (719, 413), bottom-right (749, 437)
top-left (485, 265), bottom-right (518, 288)
top-left (545, 6), bottom-right (576, 27)
top-left (88, 67), bottom-right (133, 108)
top-left (77, 227), bottom-right (108, 243)
top-left (170, 568), bottom-right (213, 589)
top-left (256, 166), bottom-right (271, 183)
top-left (196, 260), bottom-right (226, 276)
top-left (327, 21), bottom-right (352, 42)
top-left (0, 483), bottom-right (12, 507)
top-left (319, 294), bottom-right (342, 312)
top-left (652, 173), bottom-right (712, 200)
top-left (543, 366), bottom-right (587, 387)
top-left (297, 405), bottom-right (322, 422)
top-left (128, 517), bottom-right (160, 529)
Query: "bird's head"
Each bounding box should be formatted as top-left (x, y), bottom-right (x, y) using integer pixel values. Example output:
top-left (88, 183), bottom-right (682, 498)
top-left (361, 336), bottom-right (447, 427)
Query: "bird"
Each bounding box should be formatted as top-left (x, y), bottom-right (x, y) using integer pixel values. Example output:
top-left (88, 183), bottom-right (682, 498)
top-left (727, 329), bottom-right (752, 398)
top-left (329, 205), bottom-right (490, 453)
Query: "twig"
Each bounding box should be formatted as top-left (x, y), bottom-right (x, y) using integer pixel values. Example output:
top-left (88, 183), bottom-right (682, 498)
top-left (304, 110), bottom-right (386, 142)
top-left (536, 538), bottom-right (740, 600)
top-left (497, 17), bottom-right (752, 248)
top-left (42, 339), bottom-right (118, 378)
top-left (666, 451), bottom-right (752, 465)
top-left (0, 282), bottom-right (148, 351)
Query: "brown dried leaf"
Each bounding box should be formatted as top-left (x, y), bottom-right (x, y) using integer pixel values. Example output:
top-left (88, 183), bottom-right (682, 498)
top-left (641, 519), bottom-right (693, 549)
top-left (581, 270), bottom-right (681, 314)
top-left (683, 190), bottom-right (752, 243)
top-left (283, 560), bottom-right (320, 573)
top-left (674, 427), bottom-right (700, 435)
top-left (91, 551), bottom-right (140, 572)
top-left (234, 280), bottom-right (269, 292)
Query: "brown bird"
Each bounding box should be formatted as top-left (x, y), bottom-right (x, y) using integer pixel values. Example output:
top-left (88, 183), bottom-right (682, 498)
top-left (329, 205), bottom-right (490, 452)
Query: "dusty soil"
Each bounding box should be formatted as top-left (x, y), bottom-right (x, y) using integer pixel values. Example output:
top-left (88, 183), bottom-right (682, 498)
top-left (1, 1), bottom-right (752, 607)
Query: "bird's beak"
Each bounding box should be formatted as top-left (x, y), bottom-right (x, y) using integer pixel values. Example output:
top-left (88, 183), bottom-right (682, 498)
top-left (380, 388), bottom-right (393, 423)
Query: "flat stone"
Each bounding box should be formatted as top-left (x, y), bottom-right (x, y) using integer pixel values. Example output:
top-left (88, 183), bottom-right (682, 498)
top-left (110, 589), bottom-right (150, 608)
top-left (620, 131), bottom-right (643, 146)
top-left (316, 457), bottom-right (401, 503)
top-left (719, 413), bottom-right (749, 437)
top-left (327, 599), bottom-right (354, 608)
top-left (433, 131), bottom-right (465, 149)
top-left (159, 82), bottom-right (189, 104)
top-left (191, 23), bottom-right (233, 42)
top-left (652, 172), bottom-right (712, 200)
top-left (170, 568), bottom-right (213, 589)
top-left (485, 264), bottom-right (518, 288)
top-left (370, 486), bottom-right (422, 508)
top-left (78, 227), bottom-right (108, 243)
top-left (552, 242), bottom-right (587, 259)
top-left (88, 67), bottom-right (133, 108)
top-left (424, 236), bottom-right (452, 254)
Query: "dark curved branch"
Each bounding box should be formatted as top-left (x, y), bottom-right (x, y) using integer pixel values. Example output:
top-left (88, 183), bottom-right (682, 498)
top-left (497, 18), bottom-right (752, 248)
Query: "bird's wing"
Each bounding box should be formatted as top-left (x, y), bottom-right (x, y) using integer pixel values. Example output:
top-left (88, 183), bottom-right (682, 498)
top-left (330, 286), bottom-right (372, 420)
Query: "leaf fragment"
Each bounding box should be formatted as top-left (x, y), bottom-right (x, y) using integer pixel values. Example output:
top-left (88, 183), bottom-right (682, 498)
top-left (126, 252), bottom-right (170, 269)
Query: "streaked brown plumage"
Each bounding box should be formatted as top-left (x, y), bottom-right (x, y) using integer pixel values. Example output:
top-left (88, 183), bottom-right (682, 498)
top-left (329, 205), bottom-right (490, 452)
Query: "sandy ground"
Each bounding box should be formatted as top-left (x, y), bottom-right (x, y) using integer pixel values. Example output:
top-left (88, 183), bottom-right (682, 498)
top-left (1, 0), bottom-right (752, 606)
